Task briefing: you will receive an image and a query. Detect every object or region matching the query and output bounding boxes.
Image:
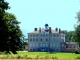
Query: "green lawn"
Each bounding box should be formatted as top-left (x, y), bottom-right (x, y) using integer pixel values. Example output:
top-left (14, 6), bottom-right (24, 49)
top-left (17, 51), bottom-right (80, 59)
top-left (0, 51), bottom-right (80, 59)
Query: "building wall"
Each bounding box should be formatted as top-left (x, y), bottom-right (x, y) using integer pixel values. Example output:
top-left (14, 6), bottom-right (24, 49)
top-left (28, 32), bottom-right (63, 52)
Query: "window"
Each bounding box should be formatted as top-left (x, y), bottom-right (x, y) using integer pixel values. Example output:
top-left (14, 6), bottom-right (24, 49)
top-left (36, 35), bottom-right (38, 37)
top-left (33, 34), bottom-right (35, 37)
top-left (33, 38), bottom-right (35, 41)
top-left (30, 39), bottom-right (32, 41)
top-left (50, 44), bottom-right (52, 48)
top-left (54, 34), bottom-right (55, 37)
top-left (43, 44), bottom-right (46, 47)
top-left (36, 39), bottom-right (38, 41)
top-left (56, 49), bottom-right (58, 51)
top-left (53, 49), bottom-right (55, 51)
top-left (43, 34), bottom-right (45, 37)
top-left (41, 34), bottom-right (42, 37)
top-left (57, 39), bottom-right (58, 41)
top-left (54, 38), bottom-right (55, 41)
top-left (41, 38), bottom-right (42, 41)
top-left (70, 45), bottom-right (72, 48)
top-left (46, 38), bottom-right (48, 41)
top-left (30, 44), bottom-right (32, 47)
top-left (66, 45), bottom-right (68, 48)
top-left (46, 44), bottom-right (48, 47)
top-left (53, 44), bottom-right (55, 47)
top-left (62, 44), bottom-right (64, 47)
top-left (30, 49), bottom-right (32, 51)
top-left (36, 44), bottom-right (38, 47)
top-left (40, 44), bottom-right (42, 47)
top-left (33, 44), bottom-right (35, 47)
top-left (50, 34), bottom-right (52, 37)
top-left (56, 44), bottom-right (58, 47)
top-left (33, 49), bottom-right (35, 51)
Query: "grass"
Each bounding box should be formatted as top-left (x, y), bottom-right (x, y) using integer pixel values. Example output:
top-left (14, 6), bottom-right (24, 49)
top-left (17, 52), bottom-right (80, 58)
top-left (0, 51), bottom-right (80, 60)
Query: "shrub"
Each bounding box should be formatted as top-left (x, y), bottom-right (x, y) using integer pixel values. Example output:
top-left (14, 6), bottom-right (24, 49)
top-left (27, 56), bottom-right (32, 59)
top-left (76, 56), bottom-right (80, 59)
top-left (23, 55), bottom-right (27, 59)
top-left (51, 56), bottom-right (57, 59)
top-left (17, 55), bottom-right (21, 59)
top-left (74, 49), bottom-right (80, 54)
top-left (45, 55), bottom-right (49, 59)
top-left (36, 55), bottom-right (39, 59)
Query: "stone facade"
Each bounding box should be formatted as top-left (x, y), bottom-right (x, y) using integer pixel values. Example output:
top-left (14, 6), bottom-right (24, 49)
top-left (28, 24), bottom-right (79, 52)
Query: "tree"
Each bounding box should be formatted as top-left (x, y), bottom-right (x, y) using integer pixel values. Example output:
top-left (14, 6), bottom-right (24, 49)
top-left (0, 0), bottom-right (24, 54)
top-left (0, 0), bottom-right (10, 52)
top-left (62, 30), bottom-right (74, 42)
top-left (71, 11), bottom-right (80, 47)
top-left (4, 12), bottom-right (24, 54)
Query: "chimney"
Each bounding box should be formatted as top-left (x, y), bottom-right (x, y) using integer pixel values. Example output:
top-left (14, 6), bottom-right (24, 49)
top-left (34, 28), bottom-right (37, 31)
top-left (55, 28), bottom-right (58, 32)
top-left (49, 27), bottom-right (51, 33)
top-left (59, 28), bottom-right (61, 33)
top-left (39, 27), bottom-right (41, 33)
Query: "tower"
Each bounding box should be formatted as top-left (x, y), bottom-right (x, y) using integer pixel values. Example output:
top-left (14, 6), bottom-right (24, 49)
top-left (45, 23), bottom-right (49, 32)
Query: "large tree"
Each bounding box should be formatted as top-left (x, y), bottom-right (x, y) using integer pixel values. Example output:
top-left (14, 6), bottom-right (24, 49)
top-left (0, 0), bottom-right (23, 54)
top-left (4, 12), bottom-right (23, 54)
top-left (71, 11), bottom-right (80, 47)
top-left (0, 0), bottom-right (10, 52)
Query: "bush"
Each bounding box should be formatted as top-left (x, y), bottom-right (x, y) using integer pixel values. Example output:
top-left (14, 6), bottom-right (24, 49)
top-left (45, 55), bottom-right (49, 59)
top-left (17, 55), bottom-right (21, 59)
top-left (76, 56), bottom-right (80, 59)
top-left (51, 56), bottom-right (57, 59)
top-left (36, 55), bottom-right (39, 59)
top-left (74, 49), bottom-right (80, 54)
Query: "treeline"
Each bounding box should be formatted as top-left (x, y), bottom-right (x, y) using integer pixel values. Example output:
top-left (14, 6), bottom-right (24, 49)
top-left (0, 0), bottom-right (24, 54)
top-left (62, 30), bottom-right (74, 42)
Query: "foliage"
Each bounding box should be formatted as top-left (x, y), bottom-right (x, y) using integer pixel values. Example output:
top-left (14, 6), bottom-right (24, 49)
top-left (74, 49), bottom-right (80, 54)
top-left (0, 0), bottom-right (24, 54)
top-left (76, 56), bottom-right (80, 59)
top-left (71, 11), bottom-right (80, 47)
top-left (61, 30), bottom-right (74, 42)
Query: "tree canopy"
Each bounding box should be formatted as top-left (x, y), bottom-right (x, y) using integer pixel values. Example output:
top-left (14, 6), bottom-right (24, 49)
top-left (0, 0), bottom-right (24, 54)
top-left (71, 11), bottom-right (80, 47)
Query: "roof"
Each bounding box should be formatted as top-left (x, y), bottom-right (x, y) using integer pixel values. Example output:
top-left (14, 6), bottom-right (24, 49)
top-left (66, 42), bottom-right (77, 44)
top-left (28, 28), bottom-right (59, 34)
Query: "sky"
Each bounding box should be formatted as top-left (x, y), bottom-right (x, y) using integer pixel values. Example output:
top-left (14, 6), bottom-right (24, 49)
top-left (6, 0), bottom-right (80, 37)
